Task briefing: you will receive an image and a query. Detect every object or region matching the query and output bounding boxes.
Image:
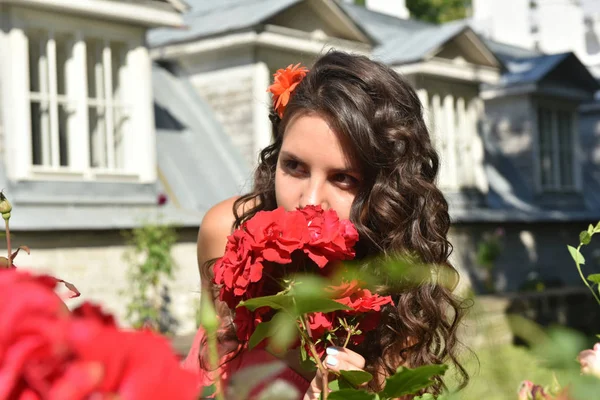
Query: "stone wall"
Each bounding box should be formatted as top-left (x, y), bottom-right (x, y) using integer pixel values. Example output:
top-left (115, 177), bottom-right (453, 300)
top-left (449, 221), bottom-right (600, 293)
top-left (190, 64), bottom-right (258, 168)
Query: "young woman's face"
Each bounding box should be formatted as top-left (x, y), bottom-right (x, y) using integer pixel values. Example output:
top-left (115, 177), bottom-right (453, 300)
top-left (275, 114), bottom-right (361, 220)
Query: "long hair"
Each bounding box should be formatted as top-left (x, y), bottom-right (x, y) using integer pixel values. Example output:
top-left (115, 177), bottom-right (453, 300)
top-left (202, 50), bottom-right (469, 394)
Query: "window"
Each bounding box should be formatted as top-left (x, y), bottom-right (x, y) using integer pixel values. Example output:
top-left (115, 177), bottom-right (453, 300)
top-left (27, 30), bottom-right (129, 173)
top-left (537, 106), bottom-right (577, 191)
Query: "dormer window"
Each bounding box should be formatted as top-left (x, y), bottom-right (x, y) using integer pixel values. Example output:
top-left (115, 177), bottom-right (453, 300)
top-left (2, 6), bottom-right (156, 184)
top-left (27, 30), bottom-right (130, 175)
top-left (536, 104), bottom-right (578, 191)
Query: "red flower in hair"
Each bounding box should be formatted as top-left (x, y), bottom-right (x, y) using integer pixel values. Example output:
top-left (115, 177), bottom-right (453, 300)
top-left (267, 63), bottom-right (309, 118)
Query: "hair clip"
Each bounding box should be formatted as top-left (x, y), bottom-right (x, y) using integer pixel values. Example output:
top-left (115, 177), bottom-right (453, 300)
top-left (267, 63), bottom-right (309, 118)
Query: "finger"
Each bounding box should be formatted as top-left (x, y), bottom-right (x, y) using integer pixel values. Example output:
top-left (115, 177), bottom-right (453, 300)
top-left (324, 347), bottom-right (366, 370)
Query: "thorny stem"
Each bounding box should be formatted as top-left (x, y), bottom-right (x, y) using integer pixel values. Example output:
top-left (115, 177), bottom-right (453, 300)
top-left (343, 321), bottom-right (359, 349)
top-left (5, 219), bottom-right (11, 268)
top-left (299, 314), bottom-right (329, 400)
top-left (575, 244), bottom-right (600, 306)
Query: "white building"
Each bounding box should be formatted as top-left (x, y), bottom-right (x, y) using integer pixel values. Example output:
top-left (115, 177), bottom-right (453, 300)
top-left (471, 0), bottom-right (600, 78)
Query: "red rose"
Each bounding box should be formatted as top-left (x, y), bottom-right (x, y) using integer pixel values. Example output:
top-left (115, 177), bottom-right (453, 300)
top-left (299, 206), bottom-right (359, 267)
top-left (66, 318), bottom-right (198, 399)
top-left (247, 208), bottom-right (309, 264)
top-left (306, 312), bottom-right (333, 340)
top-left (214, 229), bottom-right (264, 307)
top-left (0, 269), bottom-right (71, 400)
top-left (329, 281), bottom-right (393, 314)
top-left (0, 269), bottom-right (199, 400)
top-left (234, 306), bottom-right (270, 344)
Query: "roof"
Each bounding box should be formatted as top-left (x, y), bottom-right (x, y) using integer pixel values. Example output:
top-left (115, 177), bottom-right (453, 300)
top-left (337, 1), bottom-right (431, 44)
top-left (153, 64), bottom-right (252, 213)
top-left (374, 20), bottom-right (469, 65)
top-left (495, 52), bottom-right (600, 91)
top-left (482, 38), bottom-right (543, 63)
top-left (2, 64), bottom-right (252, 231)
top-left (338, 5), bottom-right (502, 68)
top-left (148, 0), bottom-right (300, 47)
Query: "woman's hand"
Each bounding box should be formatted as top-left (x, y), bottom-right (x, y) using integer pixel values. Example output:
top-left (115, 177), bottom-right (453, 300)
top-left (303, 347), bottom-right (366, 400)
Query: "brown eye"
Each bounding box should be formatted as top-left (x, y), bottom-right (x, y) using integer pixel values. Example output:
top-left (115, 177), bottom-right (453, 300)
top-left (281, 159), bottom-right (306, 176)
top-left (332, 174), bottom-right (359, 189)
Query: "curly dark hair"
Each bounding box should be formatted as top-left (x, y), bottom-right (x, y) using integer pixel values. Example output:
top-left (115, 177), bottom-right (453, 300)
top-left (202, 50), bottom-right (469, 394)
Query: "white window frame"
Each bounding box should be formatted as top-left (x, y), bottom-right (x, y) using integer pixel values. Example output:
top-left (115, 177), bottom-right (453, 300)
top-left (1, 6), bottom-right (156, 183)
top-left (532, 98), bottom-right (581, 193)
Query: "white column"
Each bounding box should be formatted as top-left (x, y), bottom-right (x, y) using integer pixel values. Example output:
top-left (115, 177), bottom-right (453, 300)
top-left (443, 94), bottom-right (457, 190)
top-left (124, 41), bottom-right (156, 183)
top-left (431, 94), bottom-right (445, 185)
top-left (47, 32), bottom-right (60, 168)
top-left (2, 25), bottom-right (31, 181)
top-left (67, 32), bottom-right (90, 175)
top-left (456, 97), bottom-right (469, 187)
top-left (416, 89), bottom-right (431, 132)
top-left (470, 98), bottom-right (488, 194)
top-left (252, 61), bottom-right (271, 162)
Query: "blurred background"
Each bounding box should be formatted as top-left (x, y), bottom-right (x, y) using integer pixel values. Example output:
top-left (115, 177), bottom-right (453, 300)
top-left (1, 0), bottom-right (600, 397)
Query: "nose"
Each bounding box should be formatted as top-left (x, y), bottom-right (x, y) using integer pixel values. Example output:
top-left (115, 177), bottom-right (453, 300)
top-left (298, 178), bottom-right (329, 210)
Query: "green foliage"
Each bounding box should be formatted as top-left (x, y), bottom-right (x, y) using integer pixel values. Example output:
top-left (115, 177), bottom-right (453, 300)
top-left (122, 222), bottom-right (179, 335)
top-left (568, 221), bottom-right (600, 305)
top-left (380, 365), bottom-right (448, 399)
top-left (406, 0), bottom-right (470, 24)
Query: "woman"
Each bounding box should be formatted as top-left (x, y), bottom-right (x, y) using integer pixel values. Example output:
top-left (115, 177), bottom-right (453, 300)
top-left (184, 50), bottom-right (469, 399)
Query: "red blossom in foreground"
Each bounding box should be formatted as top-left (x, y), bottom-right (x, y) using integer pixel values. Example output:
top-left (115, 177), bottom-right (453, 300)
top-left (0, 268), bottom-right (199, 400)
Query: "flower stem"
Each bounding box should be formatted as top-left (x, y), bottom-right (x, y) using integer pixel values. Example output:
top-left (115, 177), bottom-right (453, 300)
top-left (299, 315), bottom-right (329, 400)
top-left (575, 244), bottom-right (600, 306)
top-left (343, 321), bottom-right (359, 349)
top-left (5, 219), bottom-right (11, 267)
top-left (207, 331), bottom-right (225, 400)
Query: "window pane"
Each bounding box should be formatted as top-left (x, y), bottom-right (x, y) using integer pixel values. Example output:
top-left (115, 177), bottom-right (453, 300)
top-left (538, 108), bottom-right (554, 187)
top-left (86, 38), bottom-right (104, 100)
top-left (558, 111), bottom-right (574, 188)
top-left (55, 34), bottom-right (71, 96)
top-left (89, 106), bottom-right (106, 168)
top-left (113, 106), bottom-right (128, 169)
top-left (58, 105), bottom-right (70, 167)
top-left (28, 32), bottom-right (46, 93)
top-left (30, 102), bottom-right (47, 165)
top-left (111, 41), bottom-right (126, 104)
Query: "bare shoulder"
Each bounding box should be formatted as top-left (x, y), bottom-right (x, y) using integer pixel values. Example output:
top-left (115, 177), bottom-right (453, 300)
top-left (197, 196), bottom-right (239, 268)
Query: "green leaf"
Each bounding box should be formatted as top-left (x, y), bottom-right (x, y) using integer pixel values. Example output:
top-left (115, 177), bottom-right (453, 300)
top-left (238, 294), bottom-right (294, 312)
top-left (588, 274), bottom-right (600, 285)
top-left (413, 394), bottom-right (437, 400)
top-left (329, 379), bottom-right (354, 391)
top-left (588, 224), bottom-right (595, 235)
top-left (239, 293), bottom-right (351, 316)
top-left (580, 231), bottom-right (592, 245)
top-left (339, 370), bottom-right (373, 387)
top-left (595, 221), bottom-right (600, 233)
top-left (201, 384), bottom-right (216, 397)
top-left (380, 364), bottom-right (448, 398)
top-left (596, 334), bottom-right (600, 340)
top-left (568, 245), bottom-right (586, 265)
top-left (269, 311), bottom-right (298, 352)
top-left (294, 297), bottom-right (351, 315)
top-left (328, 389), bottom-right (379, 400)
top-left (249, 320), bottom-right (275, 349)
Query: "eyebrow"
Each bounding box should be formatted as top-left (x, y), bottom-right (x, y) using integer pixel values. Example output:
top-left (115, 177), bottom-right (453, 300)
top-left (279, 150), bottom-right (360, 176)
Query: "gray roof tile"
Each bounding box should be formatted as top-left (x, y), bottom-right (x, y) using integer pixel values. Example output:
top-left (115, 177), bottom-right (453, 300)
top-left (148, 0), bottom-right (300, 47)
